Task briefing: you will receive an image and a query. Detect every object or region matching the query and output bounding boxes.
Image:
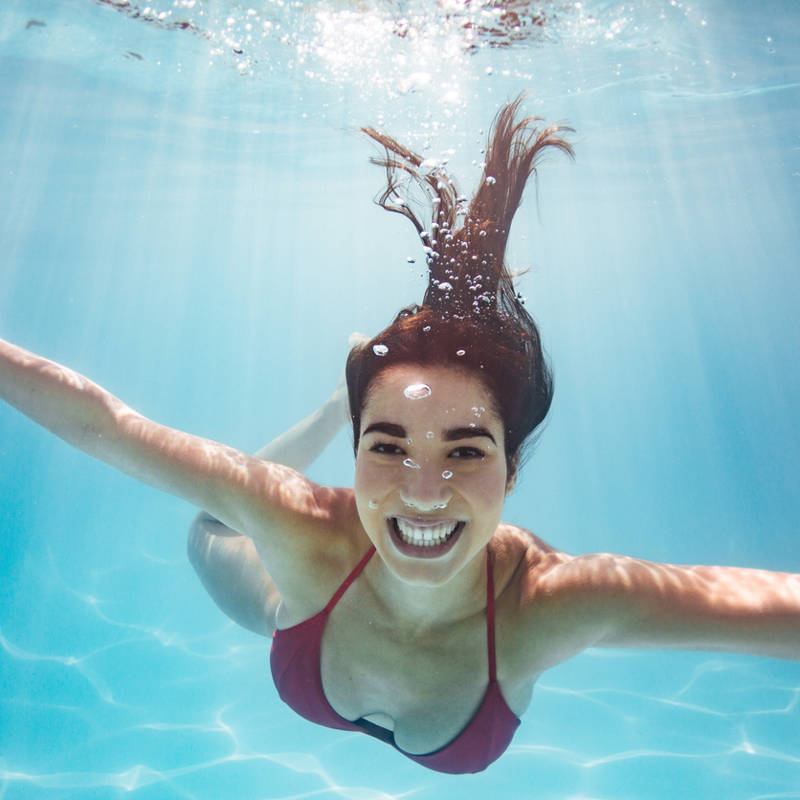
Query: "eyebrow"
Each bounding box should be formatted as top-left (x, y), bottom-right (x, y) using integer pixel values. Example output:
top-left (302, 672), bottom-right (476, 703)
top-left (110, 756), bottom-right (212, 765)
top-left (362, 422), bottom-right (406, 439)
top-left (443, 426), bottom-right (497, 445)
top-left (362, 421), bottom-right (496, 446)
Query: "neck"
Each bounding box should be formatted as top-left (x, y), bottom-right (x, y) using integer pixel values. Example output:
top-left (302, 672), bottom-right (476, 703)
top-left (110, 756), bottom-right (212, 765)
top-left (362, 545), bottom-right (489, 631)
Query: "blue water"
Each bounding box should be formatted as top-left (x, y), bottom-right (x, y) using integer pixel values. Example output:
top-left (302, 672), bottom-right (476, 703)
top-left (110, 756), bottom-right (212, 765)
top-left (1, 1), bottom-right (799, 797)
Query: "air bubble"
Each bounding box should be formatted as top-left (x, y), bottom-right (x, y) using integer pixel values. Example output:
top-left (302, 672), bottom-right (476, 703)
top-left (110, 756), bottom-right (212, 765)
top-left (438, 281), bottom-right (453, 291)
top-left (368, 500), bottom-right (379, 510)
top-left (426, 431), bottom-right (435, 439)
top-left (373, 344), bottom-right (389, 356)
top-left (441, 470), bottom-right (453, 480)
top-left (485, 176), bottom-right (496, 185)
top-left (403, 458), bottom-right (421, 470)
top-left (456, 349), bottom-right (466, 357)
top-left (404, 383), bottom-right (432, 399)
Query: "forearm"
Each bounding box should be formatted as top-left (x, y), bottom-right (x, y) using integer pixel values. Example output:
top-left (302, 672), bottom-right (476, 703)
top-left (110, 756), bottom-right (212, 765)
top-left (250, 333), bottom-right (364, 473)
top-left (189, 390), bottom-right (347, 530)
top-left (600, 560), bottom-right (800, 661)
top-left (0, 337), bottom-right (125, 456)
top-left (253, 393), bottom-right (347, 472)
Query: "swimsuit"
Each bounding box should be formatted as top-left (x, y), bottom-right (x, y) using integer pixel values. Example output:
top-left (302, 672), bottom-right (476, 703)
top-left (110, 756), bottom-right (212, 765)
top-left (269, 545), bottom-right (520, 774)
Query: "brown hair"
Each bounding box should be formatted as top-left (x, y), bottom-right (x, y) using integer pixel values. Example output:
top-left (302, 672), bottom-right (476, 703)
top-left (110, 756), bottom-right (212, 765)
top-left (347, 95), bottom-right (573, 479)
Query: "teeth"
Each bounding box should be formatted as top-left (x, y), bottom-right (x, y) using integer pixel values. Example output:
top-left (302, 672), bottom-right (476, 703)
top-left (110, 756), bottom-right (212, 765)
top-left (394, 518), bottom-right (459, 547)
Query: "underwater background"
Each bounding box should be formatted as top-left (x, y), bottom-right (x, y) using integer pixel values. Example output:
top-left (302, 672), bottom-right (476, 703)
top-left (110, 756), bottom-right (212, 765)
top-left (1, 0), bottom-right (799, 797)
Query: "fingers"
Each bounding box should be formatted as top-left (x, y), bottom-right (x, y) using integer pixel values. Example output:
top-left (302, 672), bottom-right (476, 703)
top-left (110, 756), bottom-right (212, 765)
top-left (348, 331), bottom-right (370, 351)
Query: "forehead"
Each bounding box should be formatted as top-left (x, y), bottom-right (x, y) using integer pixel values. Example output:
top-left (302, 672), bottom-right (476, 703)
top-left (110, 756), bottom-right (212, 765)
top-left (362, 364), bottom-right (500, 425)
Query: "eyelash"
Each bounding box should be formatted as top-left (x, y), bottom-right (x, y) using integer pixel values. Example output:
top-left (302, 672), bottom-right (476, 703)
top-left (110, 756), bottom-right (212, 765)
top-left (369, 442), bottom-right (405, 456)
top-left (368, 442), bottom-right (485, 460)
top-left (449, 446), bottom-right (485, 459)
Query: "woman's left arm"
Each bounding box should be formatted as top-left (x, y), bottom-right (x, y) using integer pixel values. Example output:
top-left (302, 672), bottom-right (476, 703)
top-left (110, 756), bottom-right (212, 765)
top-left (527, 553), bottom-right (800, 663)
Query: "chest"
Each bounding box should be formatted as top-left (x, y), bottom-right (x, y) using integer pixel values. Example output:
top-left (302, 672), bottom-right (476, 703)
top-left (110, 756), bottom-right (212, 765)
top-left (315, 580), bottom-right (533, 755)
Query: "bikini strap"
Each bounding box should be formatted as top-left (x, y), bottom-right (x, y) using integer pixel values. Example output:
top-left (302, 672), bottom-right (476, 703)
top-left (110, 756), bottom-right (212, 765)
top-left (486, 551), bottom-right (498, 682)
top-left (324, 545), bottom-right (377, 613)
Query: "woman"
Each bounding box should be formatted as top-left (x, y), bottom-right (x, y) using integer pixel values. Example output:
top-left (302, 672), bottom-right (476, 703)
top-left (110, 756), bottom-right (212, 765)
top-left (1, 97), bottom-right (798, 775)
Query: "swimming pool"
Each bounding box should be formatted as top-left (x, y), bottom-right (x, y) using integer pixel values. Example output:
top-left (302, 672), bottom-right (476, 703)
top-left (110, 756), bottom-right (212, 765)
top-left (1, 0), bottom-right (798, 797)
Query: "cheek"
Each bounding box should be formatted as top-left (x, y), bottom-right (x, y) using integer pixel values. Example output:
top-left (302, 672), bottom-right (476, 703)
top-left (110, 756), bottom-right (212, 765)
top-left (464, 463), bottom-right (507, 508)
top-left (354, 455), bottom-right (392, 504)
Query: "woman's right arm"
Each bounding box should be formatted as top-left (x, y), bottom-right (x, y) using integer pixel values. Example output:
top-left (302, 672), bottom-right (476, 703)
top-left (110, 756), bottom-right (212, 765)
top-left (0, 337), bottom-right (331, 545)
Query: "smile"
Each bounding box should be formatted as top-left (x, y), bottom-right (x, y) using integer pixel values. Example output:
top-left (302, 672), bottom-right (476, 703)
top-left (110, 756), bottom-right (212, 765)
top-left (388, 516), bottom-right (465, 558)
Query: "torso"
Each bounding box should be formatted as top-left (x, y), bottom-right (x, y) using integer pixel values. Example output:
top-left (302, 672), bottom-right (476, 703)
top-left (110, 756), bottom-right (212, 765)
top-left (268, 492), bottom-right (563, 755)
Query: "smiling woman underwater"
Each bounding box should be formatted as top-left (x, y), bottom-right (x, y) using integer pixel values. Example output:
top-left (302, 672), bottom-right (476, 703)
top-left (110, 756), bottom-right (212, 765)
top-left (1, 96), bottom-right (799, 775)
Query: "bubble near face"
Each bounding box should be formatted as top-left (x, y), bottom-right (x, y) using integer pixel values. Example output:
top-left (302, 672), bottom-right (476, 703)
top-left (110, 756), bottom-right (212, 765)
top-left (403, 457), bottom-right (421, 470)
top-left (403, 383), bottom-right (432, 400)
top-left (373, 343), bottom-right (389, 356)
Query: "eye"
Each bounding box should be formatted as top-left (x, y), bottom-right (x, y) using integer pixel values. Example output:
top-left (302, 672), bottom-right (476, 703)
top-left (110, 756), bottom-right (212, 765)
top-left (369, 442), bottom-right (406, 455)
top-left (449, 446), bottom-right (485, 459)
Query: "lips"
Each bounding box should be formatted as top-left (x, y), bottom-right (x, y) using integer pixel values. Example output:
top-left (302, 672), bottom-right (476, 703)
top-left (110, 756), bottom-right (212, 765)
top-left (388, 516), bottom-right (465, 558)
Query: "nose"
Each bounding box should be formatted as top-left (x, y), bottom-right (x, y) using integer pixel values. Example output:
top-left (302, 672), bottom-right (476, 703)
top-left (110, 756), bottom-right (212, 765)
top-left (399, 459), bottom-right (453, 512)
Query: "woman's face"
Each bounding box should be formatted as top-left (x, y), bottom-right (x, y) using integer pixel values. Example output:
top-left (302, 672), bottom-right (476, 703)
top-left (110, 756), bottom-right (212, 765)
top-left (354, 363), bottom-right (509, 586)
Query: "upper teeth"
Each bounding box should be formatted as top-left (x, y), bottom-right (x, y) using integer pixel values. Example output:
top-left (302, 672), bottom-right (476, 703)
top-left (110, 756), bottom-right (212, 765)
top-left (395, 518), bottom-right (458, 546)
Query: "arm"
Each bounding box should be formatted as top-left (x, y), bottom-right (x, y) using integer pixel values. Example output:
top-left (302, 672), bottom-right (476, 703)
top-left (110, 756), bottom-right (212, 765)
top-left (251, 332), bottom-right (365, 470)
top-left (0, 337), bottom-right (323, 541)
top-left (191, 332), bottom-right (364, 529)
top-left (521, 550), bottom-right (800, 669)
top-left (185, 334), bottom-right (365, 632)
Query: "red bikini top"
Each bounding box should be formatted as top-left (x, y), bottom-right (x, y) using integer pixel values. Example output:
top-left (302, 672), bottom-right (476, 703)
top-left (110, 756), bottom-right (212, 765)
top-left (269, 546), bottom-right (520, 774)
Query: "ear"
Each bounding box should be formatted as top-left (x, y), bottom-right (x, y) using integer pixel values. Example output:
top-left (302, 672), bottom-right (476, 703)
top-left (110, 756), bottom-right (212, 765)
top-left (505, 452), bottom-right (519, 495)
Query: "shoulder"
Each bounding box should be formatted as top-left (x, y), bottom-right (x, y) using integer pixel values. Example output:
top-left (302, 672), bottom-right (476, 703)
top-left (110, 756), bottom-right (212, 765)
top-left (253, 484), bottom-right (370, 623)
top-left (490, 523), bottom-right (570, 602)
top-left (491, 526), bottom-right (634, 674)
top-left (247, 464), bottom-right (358, 539)
top-left (492, 524), bottom-right (635, 603)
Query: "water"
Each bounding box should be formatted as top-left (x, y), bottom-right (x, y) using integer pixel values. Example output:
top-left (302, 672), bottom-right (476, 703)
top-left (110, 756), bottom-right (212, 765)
top-left (1, 1), bottom-right (799, 797)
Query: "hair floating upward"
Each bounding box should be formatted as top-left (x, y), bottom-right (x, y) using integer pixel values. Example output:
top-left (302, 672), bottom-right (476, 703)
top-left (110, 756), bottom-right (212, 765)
top-left (362, 94), bottom-right (574, 321)
top-left (349, 97), bottom-right (574, 474)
